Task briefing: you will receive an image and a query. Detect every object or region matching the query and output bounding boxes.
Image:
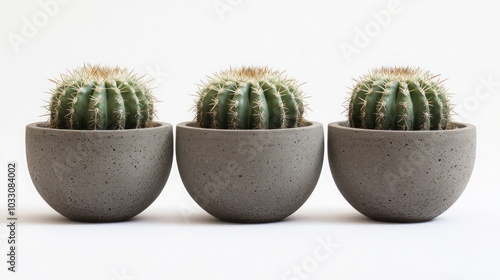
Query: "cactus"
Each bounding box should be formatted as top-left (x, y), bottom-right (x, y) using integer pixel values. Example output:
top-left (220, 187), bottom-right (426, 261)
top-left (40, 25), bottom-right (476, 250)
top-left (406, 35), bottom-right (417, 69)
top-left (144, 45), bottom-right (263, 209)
top-left (48, 64), bottom-right (155, 130)
top-left (347, 66), bottom-right (453, 130)
top-left (196, 66), bottom-right (307, 129)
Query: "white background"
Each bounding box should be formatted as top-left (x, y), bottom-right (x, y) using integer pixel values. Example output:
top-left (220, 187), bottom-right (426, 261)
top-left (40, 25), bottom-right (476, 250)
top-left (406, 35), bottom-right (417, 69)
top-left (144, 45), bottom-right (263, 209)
top-left (1, 0), bottom-right (499, 279)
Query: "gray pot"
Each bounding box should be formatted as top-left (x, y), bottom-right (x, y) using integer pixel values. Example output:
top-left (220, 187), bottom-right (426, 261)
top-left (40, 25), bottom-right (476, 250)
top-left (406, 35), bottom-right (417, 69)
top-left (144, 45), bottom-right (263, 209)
top-left (26, 122), bottom-right (173, 222)
top-left (176, 121), bottom-right (324, 223)
top-left (328, 121), bottom-right (476, 222)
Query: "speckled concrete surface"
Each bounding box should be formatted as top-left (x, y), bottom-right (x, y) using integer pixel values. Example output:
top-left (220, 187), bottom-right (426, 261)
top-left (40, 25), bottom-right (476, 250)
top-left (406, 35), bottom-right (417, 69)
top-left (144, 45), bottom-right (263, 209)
top-left (176, 121), bottom-right (324, 223)
top-left (328, 121), bottom-right (476, 222)
top-left (26, 122), bottom-right (173, 222)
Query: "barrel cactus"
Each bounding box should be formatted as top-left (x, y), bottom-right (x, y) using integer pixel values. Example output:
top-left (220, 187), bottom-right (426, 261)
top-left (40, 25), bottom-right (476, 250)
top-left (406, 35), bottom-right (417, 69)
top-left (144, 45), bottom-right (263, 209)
top-left (347, 66), bottom-right (453, 130)
top-left (48, 64), bottom-right (155, 130)
top-left (195, 66), bottom-right (307, 129)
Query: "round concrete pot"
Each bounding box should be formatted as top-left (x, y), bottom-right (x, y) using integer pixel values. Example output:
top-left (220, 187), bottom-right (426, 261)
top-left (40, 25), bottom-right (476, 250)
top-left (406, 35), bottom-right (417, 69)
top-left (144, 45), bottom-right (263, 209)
top-left (26, 122), bottom-right (173, 222)
top-left (328, 121), bottom-right (476, 222)
top-left (176, 121), bottom-right (324, 223)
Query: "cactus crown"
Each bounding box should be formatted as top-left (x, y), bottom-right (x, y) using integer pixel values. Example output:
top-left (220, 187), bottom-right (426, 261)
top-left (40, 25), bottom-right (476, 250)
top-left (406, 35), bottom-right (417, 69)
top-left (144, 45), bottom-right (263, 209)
top-left (347, 66), bottom-right (453, 130)
top-left (195, 66), bottom-right (307, 129)
top-left (48, 64), bottom-right (155, 130)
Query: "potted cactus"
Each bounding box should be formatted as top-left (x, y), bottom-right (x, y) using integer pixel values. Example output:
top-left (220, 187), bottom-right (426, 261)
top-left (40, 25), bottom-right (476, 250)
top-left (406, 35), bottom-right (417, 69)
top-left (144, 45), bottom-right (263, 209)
top-left (176, 66), bottom-right (324, 223)
top-left (25, 64), bottom-right (173, 222)
top-left (328, 66), bottom-right (476, 222)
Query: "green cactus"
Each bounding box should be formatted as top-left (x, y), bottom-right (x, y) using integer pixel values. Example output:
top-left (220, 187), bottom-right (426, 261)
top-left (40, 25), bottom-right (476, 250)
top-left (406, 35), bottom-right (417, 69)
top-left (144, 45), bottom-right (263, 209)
top-left (347, 66), bottom-right (453, 130)
top-left (48, 64), bottom-right (155, 130)
top-left (196, 66), bottom-right (307, 129)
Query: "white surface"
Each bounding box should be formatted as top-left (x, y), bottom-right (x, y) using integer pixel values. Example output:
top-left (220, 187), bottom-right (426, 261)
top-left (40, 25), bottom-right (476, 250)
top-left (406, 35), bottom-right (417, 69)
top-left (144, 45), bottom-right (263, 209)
top-left (1, 0), bottom-right (499, 279)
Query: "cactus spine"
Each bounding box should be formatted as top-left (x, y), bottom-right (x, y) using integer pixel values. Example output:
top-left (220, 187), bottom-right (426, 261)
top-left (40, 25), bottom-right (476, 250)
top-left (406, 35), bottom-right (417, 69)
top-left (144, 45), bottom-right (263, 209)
top-left (48, 65), bottom-right (155, 130)
top-left (348, 67), bottom-right (452, 130)
top-left (196, 66), bottom-right (306, 129)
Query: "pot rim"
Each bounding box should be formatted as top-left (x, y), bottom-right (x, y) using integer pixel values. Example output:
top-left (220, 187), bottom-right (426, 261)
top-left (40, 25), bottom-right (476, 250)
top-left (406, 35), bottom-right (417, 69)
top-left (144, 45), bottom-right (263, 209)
top-left (26, 121), bottom-right (172, 134)
top-left (328, 120), bottom-right (475, 134)
top-left (176, 120), bottom-right (323, 132)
